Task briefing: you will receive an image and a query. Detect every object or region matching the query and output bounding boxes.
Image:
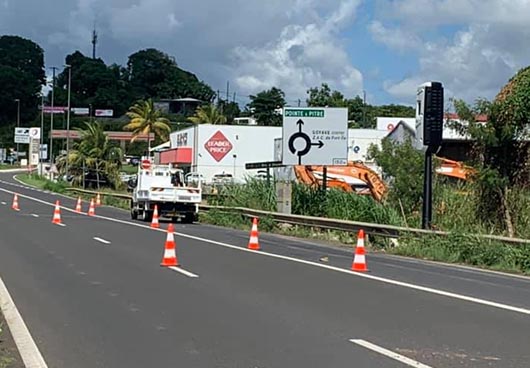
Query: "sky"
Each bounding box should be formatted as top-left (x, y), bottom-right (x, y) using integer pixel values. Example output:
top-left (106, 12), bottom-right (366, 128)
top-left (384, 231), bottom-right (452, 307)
top-left (1, 0), bottom-right (530, 108)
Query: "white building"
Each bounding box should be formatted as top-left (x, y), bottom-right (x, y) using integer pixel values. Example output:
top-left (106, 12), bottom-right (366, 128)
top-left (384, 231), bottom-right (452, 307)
top-left (161, 124), bottom-right (389, 184)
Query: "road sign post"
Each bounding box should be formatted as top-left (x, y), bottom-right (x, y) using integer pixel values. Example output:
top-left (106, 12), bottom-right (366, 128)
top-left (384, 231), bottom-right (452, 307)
top-left (282, 108), bottom-right (348, 166)
top-left (416, 82), bottom-right (444, 230)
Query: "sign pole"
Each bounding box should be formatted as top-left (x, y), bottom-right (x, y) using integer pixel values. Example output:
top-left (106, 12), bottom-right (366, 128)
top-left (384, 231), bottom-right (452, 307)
top-left (421, 148), bottom-right (433, 229)
top-left (322, 166), bottom-right (327, 193)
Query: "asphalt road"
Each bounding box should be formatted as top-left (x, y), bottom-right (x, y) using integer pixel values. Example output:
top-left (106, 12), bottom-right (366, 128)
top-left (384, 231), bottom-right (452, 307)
top-left (1, 172), bottom-right (530, 367)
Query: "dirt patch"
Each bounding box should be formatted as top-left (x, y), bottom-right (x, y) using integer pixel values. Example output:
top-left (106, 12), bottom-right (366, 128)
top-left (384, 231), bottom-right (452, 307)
top-left (0, 311), bottom-right (24, 368)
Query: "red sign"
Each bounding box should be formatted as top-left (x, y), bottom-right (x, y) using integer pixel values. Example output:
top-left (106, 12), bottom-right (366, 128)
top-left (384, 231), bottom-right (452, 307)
top-left (141, 159), bottom-right (151, 170)
top-left (204, 131), bottom-right (233, 162)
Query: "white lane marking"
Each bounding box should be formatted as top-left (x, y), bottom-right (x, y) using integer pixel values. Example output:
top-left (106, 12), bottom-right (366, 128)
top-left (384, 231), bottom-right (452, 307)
top-left (0, 276), bottom-right (49, 368)
top-left (350, 339), bottom-right (433, 368)
top-left (93, 237), bottom-right (111, 245)
top-left (31, 214), bottom-right (39, 218)
top-left (168, 266), bottom-right (199, 278)
top-left (1, 201), bottom-right (6, 205)
top-left (55, 223), bottom-right (66, 227)
top-left (3, 187), bottom-right (530, 315)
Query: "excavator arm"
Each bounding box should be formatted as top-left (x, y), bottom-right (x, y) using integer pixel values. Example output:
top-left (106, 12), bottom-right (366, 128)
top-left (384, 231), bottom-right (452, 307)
top-left (294, 162), bottom-right (388, 201)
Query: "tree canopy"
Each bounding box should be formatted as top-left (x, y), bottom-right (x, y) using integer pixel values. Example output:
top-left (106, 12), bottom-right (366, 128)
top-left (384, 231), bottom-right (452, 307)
top-left (306, 83), bottom-right (414, 128)
top-left (247, 87), bottom-right (286, 126)
top-left (0, 35), bottom-right (44, 126)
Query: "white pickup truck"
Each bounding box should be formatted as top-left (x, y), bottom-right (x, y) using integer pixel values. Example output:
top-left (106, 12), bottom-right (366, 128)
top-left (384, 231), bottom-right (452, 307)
top-left (130, 163), bottom-right (202, 223)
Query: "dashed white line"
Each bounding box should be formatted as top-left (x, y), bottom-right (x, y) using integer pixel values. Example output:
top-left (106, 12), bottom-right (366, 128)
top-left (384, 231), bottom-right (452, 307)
top-left (350, 339), bottom-right (433, 368)
top-left (1, 201), bottom-right (6, 205)
top-left (168, 266), bottom-right (199, 278)
top-left (55, 223), bottom-right (66, 227)
top-left (2, 186), bottom-right (530, 315)
top-left (31, 214), bottom-right (39, 218)
top-left (0, 276), bottom-right (49, 368)
top-left (93, 237), bottom-right (111, 245)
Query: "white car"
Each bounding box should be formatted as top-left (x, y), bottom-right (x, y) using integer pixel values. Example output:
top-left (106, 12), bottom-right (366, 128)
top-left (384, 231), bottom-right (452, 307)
top-left (186, 172), bottom-right (204, 186)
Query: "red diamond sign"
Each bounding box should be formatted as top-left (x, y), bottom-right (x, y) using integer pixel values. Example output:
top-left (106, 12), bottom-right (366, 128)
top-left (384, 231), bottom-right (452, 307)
top-left (204, 130), bottom-right (233, 162)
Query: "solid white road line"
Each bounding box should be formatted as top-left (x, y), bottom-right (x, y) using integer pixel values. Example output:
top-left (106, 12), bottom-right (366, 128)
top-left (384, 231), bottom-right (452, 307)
top-left (93, 237), bottom-right (111, 245)
top-left (2, 187), bottom-right (530, 315)
top-left (168, 266), bottom-right (199, 278)
top-left (350, 339), bottom-right (433, 368)
top-left (0, 276), bottom-right (49, 368)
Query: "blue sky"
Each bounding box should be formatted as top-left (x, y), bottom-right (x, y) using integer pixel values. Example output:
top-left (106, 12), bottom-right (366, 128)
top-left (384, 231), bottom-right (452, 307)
top-left (2, 0), bottom-right (529, 108)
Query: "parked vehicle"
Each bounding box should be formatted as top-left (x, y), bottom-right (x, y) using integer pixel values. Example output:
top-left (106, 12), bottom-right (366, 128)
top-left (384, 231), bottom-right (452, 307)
top-left (130, 160), bottom-right (202, 223)
top-left (185, 172), bottom-right (204, 186)
top-left (212, 172), bottom-right (234, 185)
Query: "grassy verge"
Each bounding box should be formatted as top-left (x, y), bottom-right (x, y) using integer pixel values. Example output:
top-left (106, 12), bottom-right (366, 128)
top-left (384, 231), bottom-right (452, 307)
top-left (0, 311), bottom-right (23, 368)
top-left (0, 164), bottom-right (20, 170)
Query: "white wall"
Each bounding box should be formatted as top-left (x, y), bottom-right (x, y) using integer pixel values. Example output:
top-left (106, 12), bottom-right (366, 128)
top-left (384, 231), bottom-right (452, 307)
top-left (196, 125), bottom-right (282, 183)
top-left (347, 129), bottom-right (387, 162)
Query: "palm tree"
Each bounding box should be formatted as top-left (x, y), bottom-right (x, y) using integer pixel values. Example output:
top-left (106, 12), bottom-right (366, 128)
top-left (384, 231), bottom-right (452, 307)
top-left (59, 122), bottom-right (123, 189)
top-left (188, 104), bottom-right (227, 125)
top-left (124, 99), bottom-right (171, 153)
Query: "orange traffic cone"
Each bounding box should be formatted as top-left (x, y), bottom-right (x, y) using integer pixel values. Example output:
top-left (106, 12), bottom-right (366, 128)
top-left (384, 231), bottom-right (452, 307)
top-left (52, 200), bottom-right (62, 225)
top-left (351, 229), bottom-right (368, 272)
top-left (11, 193), bottom-right (20, 211)
top-left (96, 193), bottom-right (101, 206)
top-left (151, 205), bottom-right (160, 228)
top-left (160, 223), bottom-right (179, 267)
top-left (247, 217), bottom-right (261, 250)
top-left (75, 197), bottom-right (82, 213)
top-left (88, 198), bottom-right (96, 217)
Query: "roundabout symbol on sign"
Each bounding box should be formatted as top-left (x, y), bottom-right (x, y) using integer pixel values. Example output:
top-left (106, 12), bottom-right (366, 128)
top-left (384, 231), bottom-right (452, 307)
top-left (288, 119), bottom-right (324, 165)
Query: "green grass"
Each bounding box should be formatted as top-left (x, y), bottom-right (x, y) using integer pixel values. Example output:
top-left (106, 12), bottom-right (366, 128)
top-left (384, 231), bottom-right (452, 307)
top-left (0, 164), bottom-right (20, 170)
top-left (0, 320), bottom-right (15, 368)
top-left (119, 165), bottom-right (138, 175)
top-left (16, 174), bottom-right (67, 193)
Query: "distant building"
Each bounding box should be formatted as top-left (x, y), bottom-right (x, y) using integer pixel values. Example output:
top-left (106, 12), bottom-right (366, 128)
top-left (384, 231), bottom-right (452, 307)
top-left (154, 98), bottom-right (203, 116)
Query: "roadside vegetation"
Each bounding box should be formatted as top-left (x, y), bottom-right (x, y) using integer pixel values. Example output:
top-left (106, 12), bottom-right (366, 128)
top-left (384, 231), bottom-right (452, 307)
top-left (0, 313), bottom-right (20, 368)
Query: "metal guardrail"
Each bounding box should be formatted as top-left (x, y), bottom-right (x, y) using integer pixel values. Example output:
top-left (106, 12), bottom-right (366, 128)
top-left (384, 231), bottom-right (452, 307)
top-left (64, 188), bottom-right (530, 246)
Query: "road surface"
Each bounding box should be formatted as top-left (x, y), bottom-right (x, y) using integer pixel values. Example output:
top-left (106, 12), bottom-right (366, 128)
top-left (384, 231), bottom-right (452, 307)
top-left (0, 172), bottom-right (529, 367)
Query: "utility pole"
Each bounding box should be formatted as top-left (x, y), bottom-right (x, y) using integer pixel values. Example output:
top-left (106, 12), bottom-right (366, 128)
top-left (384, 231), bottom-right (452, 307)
top-left (362, 90), bottom-right (367, 127)
top-left (226, 81), bottom-right (230, 103)
top-left (50, 66), bottom-right (57, 165)
top-left (14, 99), bottom-right (20, 164)
top-left (65, 64), bottom-right (72, 181)
top-left (233, 92), bottom-right (236, 103)
top-left (297, 99), bottom-right (301, 107)
top-left (92, 25), bottom-right (98, 59)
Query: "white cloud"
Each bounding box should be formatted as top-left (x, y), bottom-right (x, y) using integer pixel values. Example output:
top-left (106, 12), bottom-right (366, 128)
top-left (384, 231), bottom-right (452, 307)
top-left (232, 0), bottom-right (364, 99)
top-left (376, 0), bottom-right (530, 103)
top-left (368, 21), bottom-right (421, 51)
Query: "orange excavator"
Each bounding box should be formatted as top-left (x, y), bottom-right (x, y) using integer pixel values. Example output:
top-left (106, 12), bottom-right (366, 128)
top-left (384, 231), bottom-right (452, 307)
top-left (294, 161), bottom-right (388, 202)
top-left (435, 158), bottom-right (476, 181)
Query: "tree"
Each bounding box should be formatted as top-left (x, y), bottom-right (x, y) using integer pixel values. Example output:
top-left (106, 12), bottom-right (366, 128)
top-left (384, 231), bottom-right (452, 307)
top-left (53, 51), bottom-right (132, 117)
top-left (450, 66), bottom-right (530, 236)
top-left (127, 49), bottom-right (215, 102)
top-left (0, 36), bottom-right (45, 127)
top-left (368, 138), bottom-right (425, 216)
top-left (59, 122), bottom-right (123, 189)
top-left (306, 83), bottom-right (347, 107)
top-left (188, 104), bottom-right (227, 124)
top-left (248, 87), bottom-right (286, 126)
top-left (217, 100), bottom-right (241, 123)
top-left (124, 99), bottom-right (171, 152)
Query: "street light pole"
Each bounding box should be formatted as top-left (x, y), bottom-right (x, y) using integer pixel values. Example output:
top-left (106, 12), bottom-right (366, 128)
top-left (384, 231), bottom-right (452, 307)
top-left (65, 64), bottom-right (72, 181)
top-left (49, 66), bottom-right (57, 165)
top-left (14, 99), bottom-right (20, 164)
top-left (40, 95), bottom-right (44, 174)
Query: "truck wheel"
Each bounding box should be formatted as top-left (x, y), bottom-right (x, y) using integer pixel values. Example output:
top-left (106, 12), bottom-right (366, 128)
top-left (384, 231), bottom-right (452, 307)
top-left (144, 211), bottom-right (153, 223)
top-left (131, 208), bottom-right (138, 220)
top-left (182, 213), bottom-right (195, 224)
